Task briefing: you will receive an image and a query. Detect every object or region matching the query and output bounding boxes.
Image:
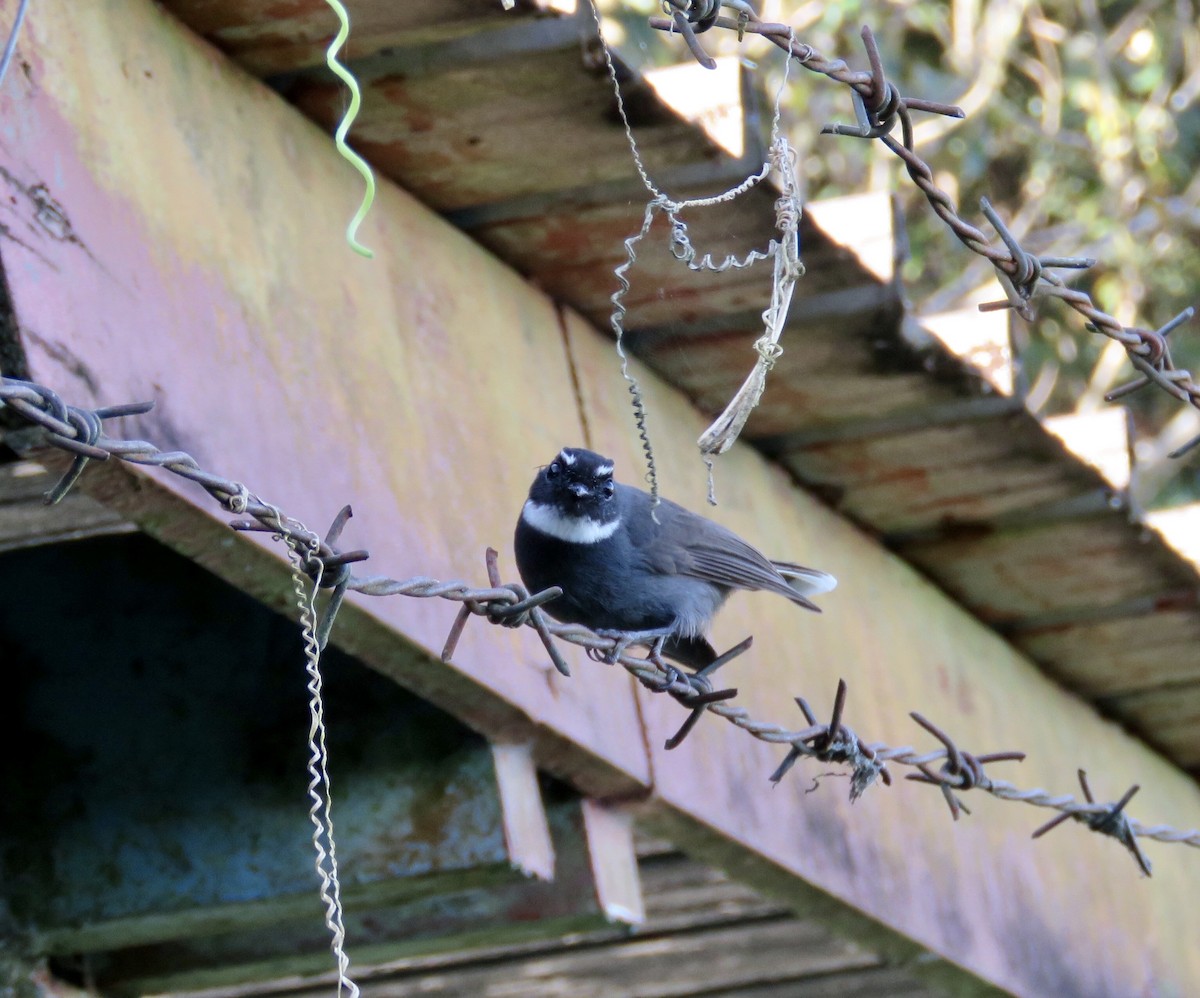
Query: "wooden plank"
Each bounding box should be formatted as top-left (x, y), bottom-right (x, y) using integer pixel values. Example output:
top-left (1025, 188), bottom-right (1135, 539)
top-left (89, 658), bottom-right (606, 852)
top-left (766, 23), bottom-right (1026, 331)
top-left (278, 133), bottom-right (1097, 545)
top-left (632, 315), bottom-right (945, 440)
top-left (561, 308), bottom-right (1200, 998)
top-left (1015, 607), bottom-right (1200, 697)
top-left (1098, 685), bottom-right (1200, 772)
top-left (168, 0), bottom-right (1200, 785)
top-left (91, 799), bottom-right (625, 996)
top-left (24, 849), bottom-right (943, 998)
top-left (285, 28), bottom-right (723, 214)
top-left (469, 193), bottom-right (886, 333)
top-left (634, 852), bottom-right (787, 928)
top-left (0, 0), bottom-right (649, 799)
top-left (161, 0), bottom-right (542, 77)
top-left (0, 458), bottom-right (133, 551)
top-left (580, 799), bottom-right (644, 925)
top-left (897, 517), bottom-right (1198, 626)
top-left (701, 967), bottom-right (947, 998)
top-left (492, 743), bottom-right (556, 881)
top-left (776, 418), bottom-right (1107, 536)
top-left (301, 919), bottom-right (878, 998)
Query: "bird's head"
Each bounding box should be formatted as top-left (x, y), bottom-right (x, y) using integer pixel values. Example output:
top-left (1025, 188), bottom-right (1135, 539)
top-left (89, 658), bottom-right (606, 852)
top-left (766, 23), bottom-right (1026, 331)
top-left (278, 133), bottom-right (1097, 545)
top-left (523, 448), bottom-right (621, 542)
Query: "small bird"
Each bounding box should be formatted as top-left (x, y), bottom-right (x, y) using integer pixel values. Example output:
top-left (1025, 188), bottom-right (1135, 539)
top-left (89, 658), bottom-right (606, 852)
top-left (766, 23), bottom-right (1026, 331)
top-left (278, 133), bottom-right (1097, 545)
top-left (514, 447), bottom-right (836, 669)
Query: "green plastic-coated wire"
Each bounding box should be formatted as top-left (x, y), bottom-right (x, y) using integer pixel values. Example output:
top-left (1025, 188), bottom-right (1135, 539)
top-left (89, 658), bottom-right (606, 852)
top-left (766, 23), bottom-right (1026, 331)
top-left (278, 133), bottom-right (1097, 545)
top-left (324, 0), bottom-right (376, 258)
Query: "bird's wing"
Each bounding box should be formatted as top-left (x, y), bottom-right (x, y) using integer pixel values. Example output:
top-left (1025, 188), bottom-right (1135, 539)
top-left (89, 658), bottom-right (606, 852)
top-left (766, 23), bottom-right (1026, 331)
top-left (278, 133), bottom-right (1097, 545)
top-left (684, 533), bottom-right (821, 610)
top-left (624, 488), bottom-right (825, 610)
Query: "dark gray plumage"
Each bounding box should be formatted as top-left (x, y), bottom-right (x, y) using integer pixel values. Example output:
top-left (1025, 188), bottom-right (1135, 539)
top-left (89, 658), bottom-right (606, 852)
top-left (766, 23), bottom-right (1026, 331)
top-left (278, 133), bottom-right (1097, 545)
top-left (514, 447), bottom-right (836, 669)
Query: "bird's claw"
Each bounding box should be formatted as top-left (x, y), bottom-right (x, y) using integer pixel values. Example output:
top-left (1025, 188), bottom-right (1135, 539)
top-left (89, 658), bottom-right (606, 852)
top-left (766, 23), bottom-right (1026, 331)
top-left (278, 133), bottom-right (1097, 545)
top-left (594, 628), bottom-right (670, 665)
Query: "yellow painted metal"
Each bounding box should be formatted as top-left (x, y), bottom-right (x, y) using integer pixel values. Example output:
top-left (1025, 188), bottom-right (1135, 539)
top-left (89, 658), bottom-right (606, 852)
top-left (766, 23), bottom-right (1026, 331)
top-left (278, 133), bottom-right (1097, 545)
top-left (1, 0), bottom-right (649, 791)
top-left (564, 309), bottom-right (1200, 996)
top-left (3, 0), bottom-right (1199, 994)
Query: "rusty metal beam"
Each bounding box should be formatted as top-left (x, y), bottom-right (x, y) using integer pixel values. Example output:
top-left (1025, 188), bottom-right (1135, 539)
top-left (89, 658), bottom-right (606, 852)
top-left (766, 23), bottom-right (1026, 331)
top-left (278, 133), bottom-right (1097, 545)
top-left (0, 536), bottom-right (539, 955)
top-left (1, 3), bottom-right (1199, 996)
top-left (87, 797), bottom-right (633, 995)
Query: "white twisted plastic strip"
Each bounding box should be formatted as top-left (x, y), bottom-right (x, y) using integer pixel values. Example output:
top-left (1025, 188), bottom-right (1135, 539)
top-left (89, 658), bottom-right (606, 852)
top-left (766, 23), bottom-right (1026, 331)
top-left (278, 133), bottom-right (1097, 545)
top-left (270, 505), bottom-right (360, 998)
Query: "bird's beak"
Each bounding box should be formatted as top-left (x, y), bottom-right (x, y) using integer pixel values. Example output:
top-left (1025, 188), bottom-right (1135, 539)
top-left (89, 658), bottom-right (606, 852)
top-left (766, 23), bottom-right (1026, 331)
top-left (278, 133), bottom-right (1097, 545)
top-left (567, 482), bottom-right (590, 499)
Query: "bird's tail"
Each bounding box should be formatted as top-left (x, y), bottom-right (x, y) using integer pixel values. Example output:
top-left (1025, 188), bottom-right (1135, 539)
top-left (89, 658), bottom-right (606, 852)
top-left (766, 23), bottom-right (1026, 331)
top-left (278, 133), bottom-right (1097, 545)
top-left (771, 561), bottom-right (838, 598)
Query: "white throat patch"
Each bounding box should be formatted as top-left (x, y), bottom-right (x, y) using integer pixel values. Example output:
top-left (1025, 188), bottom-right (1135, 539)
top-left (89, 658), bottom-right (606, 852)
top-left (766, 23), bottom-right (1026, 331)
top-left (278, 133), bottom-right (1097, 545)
top-left (522, 501), bottom-right (621, 544)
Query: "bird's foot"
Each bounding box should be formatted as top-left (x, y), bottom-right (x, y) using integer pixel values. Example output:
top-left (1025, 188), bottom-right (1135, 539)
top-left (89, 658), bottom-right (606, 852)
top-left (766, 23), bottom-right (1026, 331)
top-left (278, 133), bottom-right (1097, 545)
top-left (592, 627), bottom-right (672, 665)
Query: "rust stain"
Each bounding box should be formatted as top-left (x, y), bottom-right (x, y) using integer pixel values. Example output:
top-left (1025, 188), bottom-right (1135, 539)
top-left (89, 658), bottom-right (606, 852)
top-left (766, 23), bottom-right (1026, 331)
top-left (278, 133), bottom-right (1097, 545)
top-left (0, 167), bottom-right (91, 256)
top-left (21, 327), bottom-right (100, 396)
top-left (29, 183), bottom-right (76, 242)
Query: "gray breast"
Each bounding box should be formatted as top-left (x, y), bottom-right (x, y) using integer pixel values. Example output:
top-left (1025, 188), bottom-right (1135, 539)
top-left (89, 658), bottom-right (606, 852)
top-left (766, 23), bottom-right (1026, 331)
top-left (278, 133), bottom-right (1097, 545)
top-left (652, 576), bottom-right (729, 638)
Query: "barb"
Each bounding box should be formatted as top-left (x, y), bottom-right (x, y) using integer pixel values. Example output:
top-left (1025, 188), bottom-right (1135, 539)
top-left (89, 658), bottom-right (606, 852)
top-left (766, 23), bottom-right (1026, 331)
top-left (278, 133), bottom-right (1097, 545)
top-left (1031, 770), bottom-right (1151, 876)
top-left (3, 374), bottom-right (1198, 874)
top-left (649, 6), bottom-right (1199, 458)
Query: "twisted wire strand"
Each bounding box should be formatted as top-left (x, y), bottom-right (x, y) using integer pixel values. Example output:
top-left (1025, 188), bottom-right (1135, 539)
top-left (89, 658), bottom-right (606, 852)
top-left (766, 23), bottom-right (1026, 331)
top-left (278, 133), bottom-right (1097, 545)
top-left (609, 199), bottom-right (663, 509)
top-left (271, 506), bottom-right (360, 998)
top-left (588, 4), bottom-right (806, 501)
top-left (323, 0), bottom-right (376, 258)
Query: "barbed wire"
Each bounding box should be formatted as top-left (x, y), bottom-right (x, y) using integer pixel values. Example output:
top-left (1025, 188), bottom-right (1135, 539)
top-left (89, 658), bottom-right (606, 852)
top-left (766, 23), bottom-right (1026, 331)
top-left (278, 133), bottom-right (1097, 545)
top-left (647, 1), bottom-right (1200, 456)
top-left (3, 374), bottom-right (1198, 876)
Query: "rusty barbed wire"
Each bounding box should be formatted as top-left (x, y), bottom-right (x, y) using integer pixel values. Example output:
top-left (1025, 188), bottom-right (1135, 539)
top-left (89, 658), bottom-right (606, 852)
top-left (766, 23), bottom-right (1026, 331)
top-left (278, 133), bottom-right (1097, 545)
top-left (649, 1), bottom-right (1200, 456)
top-left (3, 374), bottom-right (1199, 873)
top-left (4, 379), bottom-right (1195, 868)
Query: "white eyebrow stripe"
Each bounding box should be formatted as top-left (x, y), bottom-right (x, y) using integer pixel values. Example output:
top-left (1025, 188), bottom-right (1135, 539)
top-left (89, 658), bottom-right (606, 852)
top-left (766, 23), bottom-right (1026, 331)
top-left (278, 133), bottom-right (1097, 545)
top-left (594, 463), bottom-right (614, 477)
top-left (558, 450), bottom-right (576, 466)
top-left (522, 501), bottom-right (621, 544)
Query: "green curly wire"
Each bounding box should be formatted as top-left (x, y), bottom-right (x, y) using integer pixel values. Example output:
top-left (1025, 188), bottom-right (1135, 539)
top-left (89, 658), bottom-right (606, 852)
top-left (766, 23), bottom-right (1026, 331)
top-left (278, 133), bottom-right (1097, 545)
top-left (324, 0), bottom-right (376, 258)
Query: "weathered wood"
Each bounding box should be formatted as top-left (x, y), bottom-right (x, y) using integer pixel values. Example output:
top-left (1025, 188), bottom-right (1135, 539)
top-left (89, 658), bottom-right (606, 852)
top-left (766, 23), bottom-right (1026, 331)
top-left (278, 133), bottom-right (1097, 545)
top-left (777, 418), bottom-right (1111, 535)
top-left (897, 516), bottom-right (1199, 626)
top-left (357, 918), bottom-right (878, 997)
top-left (492, 743), bottom-right (557, 882)
top-left (580, 799), bottom-right (644, 925)
top-left (148, 0), bottom-right (1200, 783)
top-left (285, 28), bottom-right (726, 215)
top-left (467, 193), bottom-right (887, 335)
top-left (2, 2), bottom-right (1199, 996)
top-left (1098, 685), bottom-right (1200, 771)
top-left (21, 850), bottom-right (945, 998)
top-left (0, 458), bottom-right (133, 551)
top-left (1016, 607), bottom-right (1200, 698)
top-left (164, 0), bottom-right (545, 77)
top-left (90, 800), bottom-right (627, 995)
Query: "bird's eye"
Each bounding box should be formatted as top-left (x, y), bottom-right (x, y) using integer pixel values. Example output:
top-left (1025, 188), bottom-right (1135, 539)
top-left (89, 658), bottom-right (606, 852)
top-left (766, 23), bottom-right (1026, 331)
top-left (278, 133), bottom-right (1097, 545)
top-left (547, 462), bottom-right (561, 479)
top-left (601, 479), bottom-right (615, 498)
